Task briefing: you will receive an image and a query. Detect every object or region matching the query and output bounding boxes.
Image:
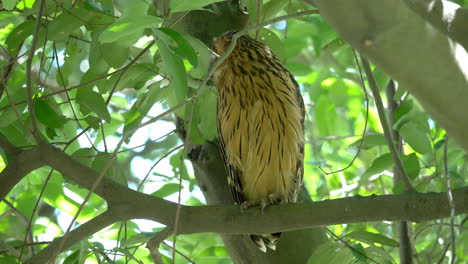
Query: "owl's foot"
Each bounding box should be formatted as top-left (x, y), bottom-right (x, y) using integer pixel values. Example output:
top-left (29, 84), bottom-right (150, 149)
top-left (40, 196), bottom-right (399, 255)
top-left (239, 201), bottom-right (259, 214)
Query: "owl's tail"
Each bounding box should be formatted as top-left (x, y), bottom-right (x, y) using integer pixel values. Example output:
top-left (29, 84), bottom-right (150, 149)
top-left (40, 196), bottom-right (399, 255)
top-left (250, 232), bottom-right (282, 252)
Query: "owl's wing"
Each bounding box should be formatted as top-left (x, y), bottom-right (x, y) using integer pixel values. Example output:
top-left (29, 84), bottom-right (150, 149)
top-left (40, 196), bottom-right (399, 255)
top-left (290, 72), bottom-right (305, 202)
top-left (217, 106), bottom-right (245, 205)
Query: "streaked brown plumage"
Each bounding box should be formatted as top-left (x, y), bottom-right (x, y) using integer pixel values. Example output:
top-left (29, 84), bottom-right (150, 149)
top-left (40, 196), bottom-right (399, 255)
top-left (212, 31), bottom-right (305, 252)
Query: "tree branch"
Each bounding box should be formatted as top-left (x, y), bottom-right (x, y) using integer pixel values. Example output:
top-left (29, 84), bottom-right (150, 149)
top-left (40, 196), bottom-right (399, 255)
top-left (0, 134), bottom-right (20, 155)
top-left (19, 143), bottom-right (468, 263)
top-left (403, 0), bottom-right (468, 52)
top-left (0, 147), bottom-right (45, 201)
top-left (25, 0), bottom-right (45, 143)
top-left (314, 0), bottom-right (468, 152)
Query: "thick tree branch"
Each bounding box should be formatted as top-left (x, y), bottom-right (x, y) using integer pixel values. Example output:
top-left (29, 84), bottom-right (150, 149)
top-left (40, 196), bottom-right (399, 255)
top-left (314, 0), bottom-right (468, 152)
top-left (403, 0), bottom-right (468, 52)
top-left (0, 147), bottom-right (45, 201)
top-left (0, 134), bottom-right (20, 156)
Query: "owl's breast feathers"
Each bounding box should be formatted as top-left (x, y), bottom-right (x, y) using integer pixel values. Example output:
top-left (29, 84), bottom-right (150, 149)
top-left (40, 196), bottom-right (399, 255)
top-left (213, 32), bottom-right (304, 205)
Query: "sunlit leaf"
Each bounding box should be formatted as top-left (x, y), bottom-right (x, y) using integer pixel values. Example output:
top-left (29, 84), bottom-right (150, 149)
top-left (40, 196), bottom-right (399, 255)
top-left (399, 123), bottom-right (432, 154)
top-left (99, 16), bottom-right (161, 45)
top-left (257, 28), bottom-right (285, 61)
top-left (362, 153), bottom-right (392, 179)
top-left (170, 0), bottom-right (224, 12)
top-left (315, 96), bottom-right (337, 137)
top-left (350, 134), bottom-right (386, 150)
top-left (158, 27), bottom-right (198, 67)
top-left (151, 183), bottom-right (180, 198)
top-left (154, 30), bottom-right (188, 106)
top-left (197, 90), bottom-right (217, 140)
top-left (76, 90), bottom-right (111, 123)
top-left (403, 153), bottom-right (420, 180)
top-left (348, 230), bottom-right (399, 247)
top-left (2, 0), bottom-right (17, 10)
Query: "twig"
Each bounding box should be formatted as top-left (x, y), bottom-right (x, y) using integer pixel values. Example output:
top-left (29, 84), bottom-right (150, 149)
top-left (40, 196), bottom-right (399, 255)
top-left (25, 0), bottom-right (45, 143)
top-left (443, 137), bottom-right (456, 264)
top-left (324, 227), bottom-right (380, 264)
top-left (360, 56), bottom-right (416, 193)
top-left (137, 144), bottom-right (184, 191)
top-left (161, 242), bottom-right (195, 263)
top-left (318, 48), bottom-right (369, 175)
top-left (52, 44), bottom-right (97, 151)
top-left (147, 227), bottom-right (172, 264)
top-left (414, 222), bottom-right (468, 242)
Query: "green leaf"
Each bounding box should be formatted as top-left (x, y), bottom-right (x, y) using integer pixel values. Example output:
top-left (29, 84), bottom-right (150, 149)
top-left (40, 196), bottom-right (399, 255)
top-left (394, 100), bottom-right (413, 124)
top-left (157, 28), bottom-right (198, 67)
top-left (197, 90), bottom-right (217, 140)
top-left (154, 31), bottom-right (187, 105)
top-left (57, 40), bottom-right (87, 87)
top-left (63, 250), bottom-right (80, 264)
top-left (123, 83), bottom-right (165, 135)
top-left (5, 20), bottom-right (34, 56)
top-left (47, 8), bottom-right (93, 41)
top-left (84, 0), bottom-right (111, 12)
top-left (348, 230), bottom-right (400, 247)
top-left (100, 63), bottom-right (156, 93)
top-left (34, 100), bottom-right (66, 128)
top-left (403, 153), bottom-right (420, 180)
top-left (257, 28), bottom-right (285, 61)
top-left (326, 78), bottom-right (349, 107)
top-left (315, 96), bottom-right (337, 137)
top-left (350, 134), bottom-right (386, 150)
top-left (76, 90), bottom-right (111, 123)
top-left (308, 242), bottom-right (354, 264)
top-left (151, 183), bottom-right (180, 198)
top-left (398, 123), bottom-right (432, 154)
top-left (350, 243), bottom-right (367, 262)
top-left (169, 150), bottom-right (190, 180)
top-left (100, 43), bottom-right (129, 68)
top-left (121, 233), bottom-right (153, 247)
top-left (170, 0), bottom-right (224, 12)
top-left (99, 16), bottom-right (161, 45)
top-left (3, 0), bottom-right (17, 10)
top-left (89, 31), bottom-right (111, 75)
top-left (362, 153), bottom-right (393, 178)
top-left (84, 115), bottom-right (101, 130)
top-left (262, 0), bottom-right (289, 21)
top-left (373, 67), bottom-right (390, 91)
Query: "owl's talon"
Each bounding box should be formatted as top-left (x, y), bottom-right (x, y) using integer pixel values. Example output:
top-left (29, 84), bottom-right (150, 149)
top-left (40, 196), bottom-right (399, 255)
top-left (268, 193), bottom-right (286, 205)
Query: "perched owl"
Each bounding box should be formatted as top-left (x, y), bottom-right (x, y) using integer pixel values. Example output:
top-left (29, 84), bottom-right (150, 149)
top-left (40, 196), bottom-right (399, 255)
top-left (212, 31), bottom-right (305, 252)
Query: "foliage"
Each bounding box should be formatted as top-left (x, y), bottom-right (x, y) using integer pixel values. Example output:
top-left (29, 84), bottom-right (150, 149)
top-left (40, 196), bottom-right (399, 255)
top-left (0, 0), bottom-right (467, 263)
